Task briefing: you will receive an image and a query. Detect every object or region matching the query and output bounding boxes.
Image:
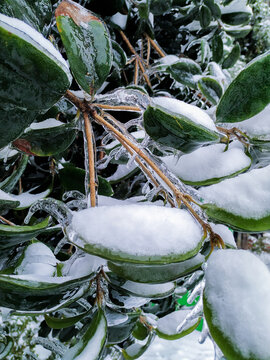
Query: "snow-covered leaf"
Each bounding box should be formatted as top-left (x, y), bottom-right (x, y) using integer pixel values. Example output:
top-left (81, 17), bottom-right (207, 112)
top-left (204, 249), bottom-right (270, 360)
top-left (168, 58), bottom-right (202, 89)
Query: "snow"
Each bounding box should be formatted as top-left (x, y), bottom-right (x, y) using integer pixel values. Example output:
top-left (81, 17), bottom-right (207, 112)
top-left (204, 249), bottom-right (270, 359)
top-left (121, 281), bottom-right (175, 298)
top-left (162, 142), bottom-right (250, 183)
top-left (0, 146), bottom-right (18, 160)
top-left (106, 162), bottom-right (138, 182)
top-left (0, 14), bottom-right (72, 81)
top-left (28, 119), bottom-right (64, 131)
top-left (110, 13), bottom-right (127, 30)
top-left (62, 312), bottom-right (106, 360)
top-left (15, 242), bottom-right (57, 277)
top-left (64, 254), bottom-right (106, 277)
top-left (199, 165), bottom-right (270, 219)
top-left (14, 188), bottom-right (51, 209)
top-left (157, 310), bottom-right (199, 336)
top-left (0, 190), bottom-right (14, 202)
top-left (140, 331), bottom-right (214, 360)
top-left (152, 97), bottom-right (218, 132)
top-left (232, 104), bottom-right (270, 138)
top-left (71, 205), bottom-right (203, 260)
top-left (209, 223), bottom-right (236, 248)
top-left (154, 55), bottom-right (179, 67)
top-left (220, 0), bottom-right (252, 14)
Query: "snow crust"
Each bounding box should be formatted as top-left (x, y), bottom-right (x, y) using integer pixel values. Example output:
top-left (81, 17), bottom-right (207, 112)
top-left (157, 310), bottom-right (199, 335)
top-left (71, 205), bottom-right (203, 258)
top-left (199, 165), bottom-right (270, 219)
top-left (65, 254), bottom-right (106, 277)
top-left (28, 119), bottom-right (64, 131)
top-left (0, 190), bottom-right (14, 202)
top-left (0, 14), bottom-right (71, 81)
top-left (205, 249), bottom-right (270, 359)
top-left (232, 104), bottom-right (270, 138)
top-left (163, 142), bottom-right (250, 182)
top-left (152, 97), bottom-right (217, 132)
top-left (122, 281), bottom-right (175, 298)
top-left (14, 188), bottom-right (51, 209)
top-left (110, 13), bottom-right (127, 29)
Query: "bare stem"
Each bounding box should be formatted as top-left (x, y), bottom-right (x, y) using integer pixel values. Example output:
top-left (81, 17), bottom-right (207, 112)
top-left (93, 104), bottom-right (141, 112)
top-left (83, 112), bottom-right (96, 207)
top-left (144, 33), bottom-right (166, 58)
top-left (0, 216), bottom-right (15, 226)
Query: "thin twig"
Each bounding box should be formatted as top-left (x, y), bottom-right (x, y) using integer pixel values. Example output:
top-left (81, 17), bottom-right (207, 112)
top-left (144, 33), bottom-right (166, 58)
top-left (146, 36), bottom-right (151, 66)
top-left (134, 58), bottom-right (139, 85)
top-left (93, 104), bottom-right (141, 112)
top-left (83, 112), bottom-right (96, 208)
top-left (0, 216), bottom-right (15, 226)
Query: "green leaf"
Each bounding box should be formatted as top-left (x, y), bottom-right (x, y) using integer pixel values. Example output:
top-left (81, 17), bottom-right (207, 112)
top-left (108, 312), bottom-right (139, 344)
top-left (0, 155), bottom-right (28, 193)
top-left (98, 177), bottom-right (114, 197)
top-left (62, 308), bottom-right (107, 360)
top-left (199, 5), bottom-right (212, 29)
top-left (45, 310), bottom-right (90, 330)
top-left (222, 43), bottom-right (240, 69)
top-left (156, 310), bottom-right (201, 340)
top-left (0, 336), bottom-right (13, 359)
top-left (108, 253), bottom-right (205, 284)
top-left (197, 76), bottom-right (223, 105)
top-left (0, 272), bottom-right (93, 311)
top-left (56, 0), bottom-right (112, 96)
top-left (216, 51), bottom-right (270, 123)
top-left (212, 35), bottom-right (223, 63)
top-left (0, 199), bottom-right (20, 214)
top-left (132, 322), bottom-right (149, 341)
top-left (224, 24), bottom-right (252, 38)
top-left (0, 14), bottom-right (72, 111)
top-left (13, 120), bottom-right (77, 156)
top-left (0, 217), bottom-right (50, 250)
top-left (123, 333), bottom-right (155, 359)
top-left (221, 11), bottom-right (252, 26)
top-left (150, 0), bottom-right (172, 15)
top-left (200, 39), bottom-right (210, 64)
top-left (204, 250), bottom-right (270, 360)
top-left (143, 97), bottom-right (220, 153)
top-left (204, 0), bottom-right (221, 19)
top-left (168, 58), bottom-right (202, 89)
top-left (200, 165), bottom-right (270, 232)
top-left (0, 0), bottom-right (52, 35)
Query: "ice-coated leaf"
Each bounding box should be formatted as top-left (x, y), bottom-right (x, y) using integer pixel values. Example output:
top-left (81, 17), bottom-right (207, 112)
top-left (0, 272), bottom-right (93, 311)
top-left (199, 5), bottom-right (212, 28)
top-left (0, 217), bottom-right (50, 250)
top-left (224, 24), bottom-right (252, 38)
top-left (216, 51), bottom-right (270, 123)
top-left (0, 14), bottom-right (72, 111)
top-left (197, 76), bottom-right (223, 105)
top-left (204, 250), bottom-right (270, 360)
top-left (200, 165), bottom-right (270, 231)
top-left (0, 154), bottom-right (28, 193)
top-left (109, 275), bottom-right (175, 298)
top-left (2, 187), bottom-right (51, 210)
top-left (56, 0), bottom-right (112, 96)
top-left (45, 310), bottom-right (90, 330)
top-left (0, 0), bottom-right (52, 35)
top-left (108, 312), bottom-right (139, 345)
top-left (156, 310), bottom-right (201, 340)
top-left (122, 333), bottom-right (155, 360)
top-left (204, 0), bottom-right (221, 19)
top-left (222, 43), bottom-right (240, 69)
top-left (0, 190), bottom-right (20, 213)
top-left (0, 336), bottom-right (13, 358)
top-left (68, 205), bottom-right (204, 264)
top-left (108, 253), bottom-right (205, 284)
top-left (162, 141), bottom-right (251, 186)
top-left (150, 0), bottom-right (172, 15)
top-left (13, 119), bottom-right (77, 156)
top-left (168, 58), bottom-right (202, 89)
top-left (144, 96), bottom-right (220, 153)
top-left (220, 0), bottom-right (252, 26)
top-left (212, 35), bottom-right (223, 63)
top-left (62, 308), bottom-right (107, 360)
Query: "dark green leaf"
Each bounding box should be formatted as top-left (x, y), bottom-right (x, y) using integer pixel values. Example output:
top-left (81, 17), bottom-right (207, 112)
top-left (216, 51), bottom-right (270, 123)
top-left (221, 11), bottom-right (252, 26)
top-left (0, 155), bottom-right (28, 193)
top-left (0, 336), bottom-right (13, 359)
top-left (168, 58), bottom-right (202, 89)
top-left (212, 35), bottom-right (223, 63)
top-left (108, 312), bottom-right (139, 344)
top-left (199, 5), bottom-right (212, 29)
top-left (123, 333), bottom-right (155, 359)
top-left (45, 310), bottom-right (90, 329)
top-left (56, 0), bottom-right (112, 96)
top-left (224, 24), bottom-right (252, 38)
top-left (0, 0), bottom-right (52, 35)
top-left (222, 43), bottom-right (240, 69)
top-left (204, 0), bottom-right (221, 19)
top-left (197, 76), bottom-right (223, 105)
top-left (150, 0), bottom-right (172, 15)
top-left (0, 199), bottom-right (20, 214)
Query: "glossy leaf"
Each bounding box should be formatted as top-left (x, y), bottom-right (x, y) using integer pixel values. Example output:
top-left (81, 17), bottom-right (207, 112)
top-left (216, 52), bottom-right (270, 123)
top-left (199, 5), bottom-right (212, 29)
top-left (168, 58), bottom-right (202, 89)
top-left (45, 310), bottom-right (90, 330)
top-left (0, 155), bottom-right (28, 193)
top-left (204, 0), bottom-right (221, 19)
top-left (0, 217), bottom-right (50, 250)
top-left (197, 76), bottom-right (223, 105)
top-left (108, 312), bottom-right (139, 344)
top-left (56, 0), bottom-right (112, 96)
top-left (144, 98), bottom-right (220, 153)
top-left (222, 43), bottom-right (240, 69)
top-left (150, 0), bottom-right (172, 15)
top-left (0, 199), bottom-right (19, 214)
top-left (224, 24), bottom-right (252, 38)
top-left (123, 333), bottom-right (155, 359)
top-left (0, 0), bottom-right (52, 35)
top-left (212, 35), bottom-right (223, 63)
top-left (221, 11), bottom-right (252, 26)
top-left (13, 120), bottom-right (77, 156)
top-left (108, 253), bottom-right (205, 284)
top-left (0, 14), bottom-right (72, 111)
top-left (0, 336), bottom-right (13, 359)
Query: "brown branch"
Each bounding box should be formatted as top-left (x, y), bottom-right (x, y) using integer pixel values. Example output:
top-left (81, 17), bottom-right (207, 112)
top-left (134, 58), bottom-right (139, 85)
top-left (144, 33), bottom-right (166, 58)
top-left (0, 216), bottom-right (15, 226)
top-left (93, 104), bottom-right (141, 112)
top-left (83, 112), bottom-right (96, 207)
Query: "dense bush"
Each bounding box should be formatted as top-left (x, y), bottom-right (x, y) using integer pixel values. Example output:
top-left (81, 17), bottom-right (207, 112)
top-left (0, 0), bottom-right (269, 359)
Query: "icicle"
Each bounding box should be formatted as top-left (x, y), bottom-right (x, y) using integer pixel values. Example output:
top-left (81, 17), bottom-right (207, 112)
top-left (187, 279), bottom-right (205, 305)
top-left (199, 320), bottom-right (210, 344)
top-left (97, 155), bottom-right (113, 170)
top-left (24, 198), bottom-right (73, 227)
top-left (184, 270), bottom-right (204, 288)
top-left (76, 298), bottom-right (92, 311)
top-left (176, 297), bottom-right (203, 333)
top-left (54, 237), bottom-right (68, 255)
top-left (32, 337), bottom-right (67, 356)
top-left (145, 185), bottom-right (163, 202)
top-left (62, 191), bottom-right (85, 201)
top-left (66, 199), bottom-right (87, 211)
top-left (127, 152), bottom-right (137, 169)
